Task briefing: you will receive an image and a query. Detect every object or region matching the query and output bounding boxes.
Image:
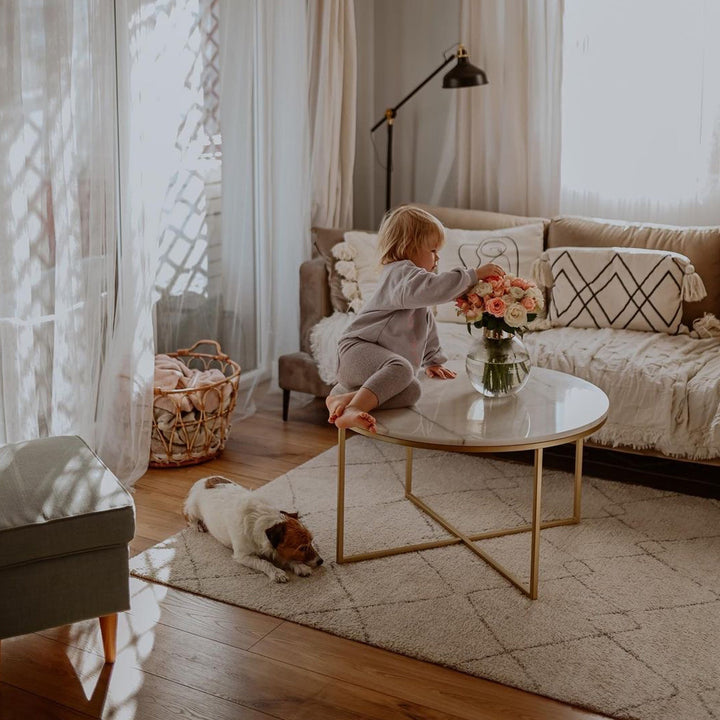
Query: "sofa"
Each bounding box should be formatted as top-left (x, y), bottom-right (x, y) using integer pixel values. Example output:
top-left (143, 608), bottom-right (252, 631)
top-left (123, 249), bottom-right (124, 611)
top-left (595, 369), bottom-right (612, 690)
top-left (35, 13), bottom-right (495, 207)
top-left (278, 204), bottom-right (720, 465)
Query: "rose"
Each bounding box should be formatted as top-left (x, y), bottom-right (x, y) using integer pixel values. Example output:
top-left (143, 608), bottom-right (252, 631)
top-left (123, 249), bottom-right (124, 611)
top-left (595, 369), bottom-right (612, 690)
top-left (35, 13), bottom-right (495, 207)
top-left (504, 302), bottom-right (528, 328)
top-left (485, 297), bottom-right (506, 317)
top-left (474, 282), bottom-right (493, 297)
top-left (490, 278), bottom-right (505, 294)
top-left (526, 286), bottom-right (545, 309)
top-left (467, 293), bottom-right (483, 307)
top-left (510, 277), bottom-right (531, 290)
top-left (521, 296), bottom-right (537, 311)
top-left (509, 285), bottom-right (525, 300)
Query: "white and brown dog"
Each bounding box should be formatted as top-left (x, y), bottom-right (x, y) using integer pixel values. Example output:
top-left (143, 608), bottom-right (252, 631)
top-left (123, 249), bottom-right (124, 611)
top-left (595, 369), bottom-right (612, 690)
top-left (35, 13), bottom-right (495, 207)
top-left (183, 476), bottom-right (323, 583)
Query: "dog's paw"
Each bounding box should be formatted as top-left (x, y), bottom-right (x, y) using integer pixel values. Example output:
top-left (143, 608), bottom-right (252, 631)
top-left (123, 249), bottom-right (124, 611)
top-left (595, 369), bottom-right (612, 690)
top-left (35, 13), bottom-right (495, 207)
top-left (271, 569), bottom-right (289, 583)
top-left (292, 563), bottom-right (312, 577)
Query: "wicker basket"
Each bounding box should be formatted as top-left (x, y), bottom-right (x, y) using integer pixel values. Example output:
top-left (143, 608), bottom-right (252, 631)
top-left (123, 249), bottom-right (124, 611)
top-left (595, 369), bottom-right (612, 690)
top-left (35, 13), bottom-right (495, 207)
top-left (150, 340), bottom-right (242, 467)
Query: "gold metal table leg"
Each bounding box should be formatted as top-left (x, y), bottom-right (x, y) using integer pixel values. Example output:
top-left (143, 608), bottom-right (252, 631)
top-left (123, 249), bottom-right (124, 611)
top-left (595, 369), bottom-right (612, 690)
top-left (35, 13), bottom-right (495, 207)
top-left (335, 434), bottom-right (584, 599)
top-left (336, 428), bottom-right (346, 563)
top-left (574, 438), bottom-right (584, 522)
top-left (529, 447), bottom-right (543, 600)
top-left (405, 447), bottom-right (413, 496)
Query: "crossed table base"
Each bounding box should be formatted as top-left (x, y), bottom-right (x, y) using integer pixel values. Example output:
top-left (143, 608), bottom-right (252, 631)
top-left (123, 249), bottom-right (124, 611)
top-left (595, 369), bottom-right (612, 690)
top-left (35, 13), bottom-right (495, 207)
top-left (334, 366), bottom-right (609, 600)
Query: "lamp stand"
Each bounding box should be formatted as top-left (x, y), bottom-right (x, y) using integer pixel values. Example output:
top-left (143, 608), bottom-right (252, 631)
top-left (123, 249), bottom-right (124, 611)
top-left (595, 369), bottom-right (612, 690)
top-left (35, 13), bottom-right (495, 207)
top-left (372, 55), bottom-right (455, 213)
top-left (384, 109), bottom-right (395, 211)
top-left (371, 44), bottom-right (487, 215)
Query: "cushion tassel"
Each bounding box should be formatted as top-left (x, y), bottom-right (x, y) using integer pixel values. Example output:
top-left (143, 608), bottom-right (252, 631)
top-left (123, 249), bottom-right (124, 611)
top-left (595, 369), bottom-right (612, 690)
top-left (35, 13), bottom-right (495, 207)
top-left (681, 264), bottom-right (707, 302)
top-left (531, 253), bottom-right (553, 289)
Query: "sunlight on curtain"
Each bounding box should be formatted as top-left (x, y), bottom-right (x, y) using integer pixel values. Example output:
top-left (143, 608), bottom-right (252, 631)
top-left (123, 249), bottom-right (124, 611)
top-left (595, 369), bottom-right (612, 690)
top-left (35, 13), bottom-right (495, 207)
top-left (0, 3), bottom-right (118, 452)
top-left (219, 0), bottom-right (311, 414)
top-left (561, 0), bottom-right (720, 224)
top-left (123, 0), bottom-right (222, 364)
top-left (145, 0), bottom-right (224, 360)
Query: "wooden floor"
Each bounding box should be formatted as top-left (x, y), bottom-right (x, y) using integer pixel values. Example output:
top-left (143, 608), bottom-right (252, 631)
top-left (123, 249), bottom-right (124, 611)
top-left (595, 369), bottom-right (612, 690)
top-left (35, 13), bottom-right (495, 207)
top-left (0, 389), bottom-right (611, 720)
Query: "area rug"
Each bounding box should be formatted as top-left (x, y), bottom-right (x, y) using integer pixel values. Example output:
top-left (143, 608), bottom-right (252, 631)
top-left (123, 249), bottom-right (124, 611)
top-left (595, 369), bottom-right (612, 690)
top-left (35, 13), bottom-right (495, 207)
top-left (130, 437), bottom-right (720, 720)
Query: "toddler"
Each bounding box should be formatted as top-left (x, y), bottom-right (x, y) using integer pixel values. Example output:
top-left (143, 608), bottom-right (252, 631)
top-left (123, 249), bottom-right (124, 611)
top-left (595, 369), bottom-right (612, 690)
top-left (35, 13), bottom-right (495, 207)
top-left (327, 205), bottom-right (504, 432)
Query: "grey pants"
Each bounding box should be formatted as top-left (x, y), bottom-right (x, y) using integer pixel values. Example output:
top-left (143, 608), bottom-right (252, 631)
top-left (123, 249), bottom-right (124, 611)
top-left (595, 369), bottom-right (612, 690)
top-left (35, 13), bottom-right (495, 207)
top-left (330, 339), bottom-right (422, 409)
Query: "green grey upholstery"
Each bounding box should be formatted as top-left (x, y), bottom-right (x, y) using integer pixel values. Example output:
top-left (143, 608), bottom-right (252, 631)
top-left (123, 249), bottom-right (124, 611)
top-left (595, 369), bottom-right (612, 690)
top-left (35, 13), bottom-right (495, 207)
top-left (0, 435), bottom-right (135, 640)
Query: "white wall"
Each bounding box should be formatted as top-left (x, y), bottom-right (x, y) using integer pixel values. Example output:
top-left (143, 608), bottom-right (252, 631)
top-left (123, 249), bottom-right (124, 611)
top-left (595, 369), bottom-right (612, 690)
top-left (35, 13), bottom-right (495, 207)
top-left (353, 0), bottom-right (462, 230)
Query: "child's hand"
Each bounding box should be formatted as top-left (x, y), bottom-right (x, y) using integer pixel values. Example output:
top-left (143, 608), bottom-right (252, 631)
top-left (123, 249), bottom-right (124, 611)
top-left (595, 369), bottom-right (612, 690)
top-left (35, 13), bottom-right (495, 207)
top-left (475, 263), bottom-right (505, 280)
top-left (425, 365), bottom-right (457, 379)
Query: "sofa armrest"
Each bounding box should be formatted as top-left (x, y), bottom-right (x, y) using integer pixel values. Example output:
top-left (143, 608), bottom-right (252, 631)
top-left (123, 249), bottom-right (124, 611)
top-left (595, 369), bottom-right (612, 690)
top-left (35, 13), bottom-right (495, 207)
top-left (300, 256), bottom-right (332, 354)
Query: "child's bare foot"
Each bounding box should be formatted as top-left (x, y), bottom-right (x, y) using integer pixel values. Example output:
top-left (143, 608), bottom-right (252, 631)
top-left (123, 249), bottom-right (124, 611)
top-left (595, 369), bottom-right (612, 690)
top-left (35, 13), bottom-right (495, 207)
top-left (334, 406), bottom-right (377, 433)
top-left (326, 391), bottom-right (355, 423)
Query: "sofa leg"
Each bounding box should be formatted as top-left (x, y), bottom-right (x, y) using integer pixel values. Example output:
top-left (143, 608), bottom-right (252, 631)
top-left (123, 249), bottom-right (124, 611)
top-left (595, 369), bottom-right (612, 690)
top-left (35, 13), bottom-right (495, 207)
top-left (99, 613), bottom-right (118, 664)
top-left (282, 389), bottom-right (290, 421)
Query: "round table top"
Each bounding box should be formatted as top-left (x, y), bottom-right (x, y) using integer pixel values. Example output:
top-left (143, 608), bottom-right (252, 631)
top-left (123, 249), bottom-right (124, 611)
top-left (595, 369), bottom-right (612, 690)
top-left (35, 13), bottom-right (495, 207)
top-left (353, 361), bottom-right (609, 452)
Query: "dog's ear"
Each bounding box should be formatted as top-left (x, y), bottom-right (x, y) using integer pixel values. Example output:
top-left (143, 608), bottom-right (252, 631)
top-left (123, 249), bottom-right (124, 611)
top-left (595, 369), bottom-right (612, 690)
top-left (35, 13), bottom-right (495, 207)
top-left (281, 510), bottom-right (299, 519)
top-left (265, 522), bottom-right (287, 548)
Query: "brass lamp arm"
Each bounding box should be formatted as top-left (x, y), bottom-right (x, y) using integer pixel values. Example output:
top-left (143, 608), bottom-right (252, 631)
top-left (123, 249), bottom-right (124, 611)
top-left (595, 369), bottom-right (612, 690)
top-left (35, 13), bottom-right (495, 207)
top-left (370, 51), bottom-right (457, 133)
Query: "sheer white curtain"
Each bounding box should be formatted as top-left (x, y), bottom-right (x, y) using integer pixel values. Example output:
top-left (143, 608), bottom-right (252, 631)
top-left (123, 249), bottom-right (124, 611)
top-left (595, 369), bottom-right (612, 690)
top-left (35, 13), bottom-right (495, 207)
top-left (456, 0), bottom-right (563, 217)
top-left (219, 0), bottom-right (311, 399)
top-left (132, 0), bottom-right (224, 367)
top-left (0, 1), bottom-right (152, 484)
top-left (560, 0), bottom-right (720, 225)
top-left (307, 0), bottom-right (357, 228)
top-left (104, 0), bottom-right (190, 483)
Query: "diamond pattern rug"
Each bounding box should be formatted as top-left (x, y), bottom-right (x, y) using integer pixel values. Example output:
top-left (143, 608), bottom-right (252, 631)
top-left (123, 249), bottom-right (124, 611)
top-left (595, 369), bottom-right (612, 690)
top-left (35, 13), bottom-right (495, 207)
top-left (130, 437), bottom-right (720, 720)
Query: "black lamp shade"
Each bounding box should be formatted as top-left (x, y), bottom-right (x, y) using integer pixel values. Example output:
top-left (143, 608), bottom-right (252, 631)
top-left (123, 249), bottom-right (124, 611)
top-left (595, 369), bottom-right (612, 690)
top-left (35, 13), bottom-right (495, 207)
top-left (443, 56), bottom-right (488, 88)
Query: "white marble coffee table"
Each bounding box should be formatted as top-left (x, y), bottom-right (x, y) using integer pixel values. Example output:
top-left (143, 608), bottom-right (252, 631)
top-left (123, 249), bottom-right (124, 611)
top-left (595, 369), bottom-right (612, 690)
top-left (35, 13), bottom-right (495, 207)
top-left (335, 362), bottom-right (609, 599)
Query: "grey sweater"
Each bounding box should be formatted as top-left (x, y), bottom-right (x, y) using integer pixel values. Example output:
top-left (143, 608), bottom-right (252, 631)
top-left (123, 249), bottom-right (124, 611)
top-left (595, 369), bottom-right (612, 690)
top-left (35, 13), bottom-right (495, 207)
top-left (338, 260), bottom-right (477, 370)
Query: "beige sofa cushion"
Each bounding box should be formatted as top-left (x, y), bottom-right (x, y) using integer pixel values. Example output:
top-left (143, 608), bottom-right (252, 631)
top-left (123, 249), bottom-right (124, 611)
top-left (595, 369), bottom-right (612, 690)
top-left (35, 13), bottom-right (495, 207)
top-left (417, 203), bottom-right (549, 234)
top-left (548, 216), bottom-right (720, 324)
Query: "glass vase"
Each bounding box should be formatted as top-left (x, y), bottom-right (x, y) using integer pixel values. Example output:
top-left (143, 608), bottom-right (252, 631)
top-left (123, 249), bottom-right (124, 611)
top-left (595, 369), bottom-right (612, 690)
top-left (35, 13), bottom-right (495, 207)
top-left (465, 328), bottom-right (531, 398)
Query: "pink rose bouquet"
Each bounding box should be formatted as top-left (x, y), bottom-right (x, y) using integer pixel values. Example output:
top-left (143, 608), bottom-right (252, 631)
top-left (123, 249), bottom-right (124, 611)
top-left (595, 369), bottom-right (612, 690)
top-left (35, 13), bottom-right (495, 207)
top-left (455, 273), bottom-right (544, 336)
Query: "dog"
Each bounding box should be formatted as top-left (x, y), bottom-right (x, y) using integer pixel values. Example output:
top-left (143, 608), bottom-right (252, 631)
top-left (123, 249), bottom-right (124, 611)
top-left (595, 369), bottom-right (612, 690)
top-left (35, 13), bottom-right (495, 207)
top-left (183, 476), bottom-right (323, 583)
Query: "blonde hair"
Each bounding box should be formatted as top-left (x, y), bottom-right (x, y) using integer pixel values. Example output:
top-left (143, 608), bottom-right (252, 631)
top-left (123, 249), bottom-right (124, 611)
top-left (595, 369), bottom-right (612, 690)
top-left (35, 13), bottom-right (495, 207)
top-left (377, 205), bottom-right (445, 265)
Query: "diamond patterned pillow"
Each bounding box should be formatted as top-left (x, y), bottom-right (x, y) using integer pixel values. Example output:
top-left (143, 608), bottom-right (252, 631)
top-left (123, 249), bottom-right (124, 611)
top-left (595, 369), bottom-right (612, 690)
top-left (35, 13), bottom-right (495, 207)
top-left (541, 246), bottom-right (705, 334)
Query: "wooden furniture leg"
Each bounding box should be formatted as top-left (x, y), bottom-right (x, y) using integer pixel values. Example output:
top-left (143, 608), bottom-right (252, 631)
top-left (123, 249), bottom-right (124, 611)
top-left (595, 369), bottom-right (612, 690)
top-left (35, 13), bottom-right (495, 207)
top-left (99, 613), bottom-right (118, 664)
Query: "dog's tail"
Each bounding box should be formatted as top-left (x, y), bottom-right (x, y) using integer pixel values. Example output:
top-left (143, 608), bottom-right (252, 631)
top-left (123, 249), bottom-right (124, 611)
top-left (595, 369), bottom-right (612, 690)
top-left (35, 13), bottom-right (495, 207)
top-left (183, 476), bottom-right (234, 529)
top-left (203, 476), bottom-right (233, 490)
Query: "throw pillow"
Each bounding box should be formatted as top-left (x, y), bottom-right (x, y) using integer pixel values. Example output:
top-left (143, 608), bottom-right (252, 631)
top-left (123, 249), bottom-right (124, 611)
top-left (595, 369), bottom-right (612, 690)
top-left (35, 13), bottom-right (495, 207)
top-left (436, 223), bottom-right (545, 323)
top-left (547, 215), bottom-right (720, 325)
top-left (312, 227), bottom-right (349, 313)
top-left (332, 231), bottom-right (380, 312)
top-left (538, 246), bottom-right (707, 334)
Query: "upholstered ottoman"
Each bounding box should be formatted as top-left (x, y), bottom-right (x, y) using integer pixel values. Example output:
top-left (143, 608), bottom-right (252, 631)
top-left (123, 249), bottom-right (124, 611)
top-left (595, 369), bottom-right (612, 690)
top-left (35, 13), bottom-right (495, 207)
top-left (0, 436), bottom-right (136, 663)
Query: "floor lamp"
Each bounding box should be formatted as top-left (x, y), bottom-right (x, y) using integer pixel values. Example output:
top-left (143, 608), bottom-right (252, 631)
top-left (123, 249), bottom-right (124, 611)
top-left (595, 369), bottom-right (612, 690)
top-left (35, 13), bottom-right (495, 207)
top-left (371, 45), bottom-right (488, 213)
